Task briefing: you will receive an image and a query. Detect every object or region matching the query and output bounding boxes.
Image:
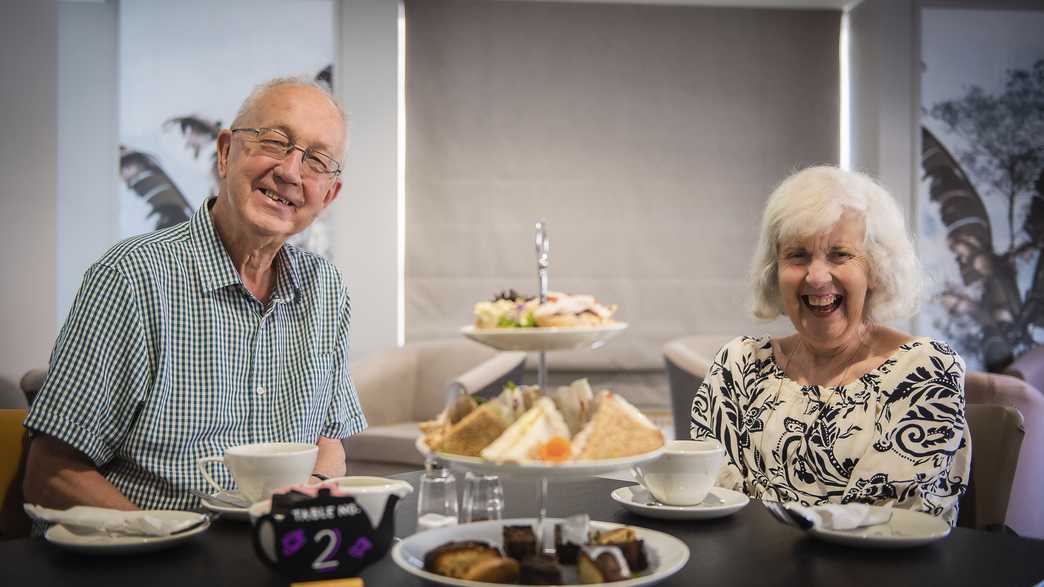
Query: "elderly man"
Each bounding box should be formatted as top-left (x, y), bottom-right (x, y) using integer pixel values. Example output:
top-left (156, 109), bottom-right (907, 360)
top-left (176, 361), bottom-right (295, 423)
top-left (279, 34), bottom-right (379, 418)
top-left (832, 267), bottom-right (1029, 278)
top-left (23, 78), bottom-right (367, 511)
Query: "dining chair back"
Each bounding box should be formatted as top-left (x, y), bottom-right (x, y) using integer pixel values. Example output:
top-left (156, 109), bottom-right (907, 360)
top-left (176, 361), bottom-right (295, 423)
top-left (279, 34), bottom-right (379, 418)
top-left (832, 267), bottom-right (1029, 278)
top-left (663, 336), bottom-right (734, 440)
top-left (958, 404), bottom-right (1024, 531)
top-left (0, 409), bottom-right (30, 539)
top-left (964, 371), bottom-right (1044, 538)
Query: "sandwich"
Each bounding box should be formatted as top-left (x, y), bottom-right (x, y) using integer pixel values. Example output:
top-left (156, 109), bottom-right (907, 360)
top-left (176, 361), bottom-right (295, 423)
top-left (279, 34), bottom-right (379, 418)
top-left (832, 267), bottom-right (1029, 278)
top-left (481, 397), bottom-right (572, 463)
top-left (436, 401), bottom-right (512, 457)
top-left (531, 292), bottom-right (616, 328)
top-left (571, 391), bottom-right (664, 460)
top-left (551, 378), bottom-right (595, 436)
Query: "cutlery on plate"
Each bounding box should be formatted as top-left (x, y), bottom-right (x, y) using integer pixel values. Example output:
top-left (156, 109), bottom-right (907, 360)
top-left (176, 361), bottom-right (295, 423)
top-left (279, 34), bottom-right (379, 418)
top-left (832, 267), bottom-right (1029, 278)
top-left (763, 500), bottom-right (814, 530)
top-left (169, 515), bottom-right (211, 536)
top-left (189, 489), bottom-right (250, 509)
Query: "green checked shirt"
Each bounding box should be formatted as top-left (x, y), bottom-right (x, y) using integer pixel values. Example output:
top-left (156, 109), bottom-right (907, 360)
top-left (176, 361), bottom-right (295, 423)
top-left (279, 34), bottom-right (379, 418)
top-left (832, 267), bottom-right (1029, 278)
top-left (26, 199), bottom-right (367, 510)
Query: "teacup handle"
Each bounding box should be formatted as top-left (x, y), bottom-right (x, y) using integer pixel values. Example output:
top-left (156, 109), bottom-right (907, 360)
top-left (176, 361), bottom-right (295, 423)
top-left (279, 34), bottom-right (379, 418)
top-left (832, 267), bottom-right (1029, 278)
top-left (631, 466), bottom-right (647, 488)
top-left (197, 455), bottom-right (231, 495)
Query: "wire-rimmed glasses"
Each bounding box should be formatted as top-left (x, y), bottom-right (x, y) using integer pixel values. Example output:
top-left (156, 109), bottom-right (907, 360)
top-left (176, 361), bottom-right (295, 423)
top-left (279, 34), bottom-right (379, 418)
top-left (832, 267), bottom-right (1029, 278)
top-left (231, 127), bottom-right (342, 178)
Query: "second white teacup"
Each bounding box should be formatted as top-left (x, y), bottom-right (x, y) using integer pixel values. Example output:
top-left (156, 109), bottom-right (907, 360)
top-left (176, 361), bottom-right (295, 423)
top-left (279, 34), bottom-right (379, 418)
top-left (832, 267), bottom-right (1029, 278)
top-left (632, 439), bottom-right (724, 506)
top-left (197, 442), bottom-right (318, 503)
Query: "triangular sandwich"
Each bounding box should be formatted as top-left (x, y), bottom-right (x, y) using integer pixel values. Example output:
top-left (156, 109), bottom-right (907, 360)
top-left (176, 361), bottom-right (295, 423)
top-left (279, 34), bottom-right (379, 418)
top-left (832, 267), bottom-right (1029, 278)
top-left (481, 397), bottom-right (571, 463)
top-left (571, 391), bottom-right (664, 459)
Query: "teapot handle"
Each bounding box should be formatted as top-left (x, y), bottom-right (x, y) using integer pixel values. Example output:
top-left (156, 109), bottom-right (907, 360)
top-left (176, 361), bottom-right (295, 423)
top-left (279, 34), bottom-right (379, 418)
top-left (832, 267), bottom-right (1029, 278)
top-left (251, 513), bottom-right (279, 569)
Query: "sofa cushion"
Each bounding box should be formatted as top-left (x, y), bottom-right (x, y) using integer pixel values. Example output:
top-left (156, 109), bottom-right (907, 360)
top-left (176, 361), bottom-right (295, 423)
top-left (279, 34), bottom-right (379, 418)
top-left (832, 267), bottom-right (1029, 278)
top-left (344, 422), bottom-right (427, 467)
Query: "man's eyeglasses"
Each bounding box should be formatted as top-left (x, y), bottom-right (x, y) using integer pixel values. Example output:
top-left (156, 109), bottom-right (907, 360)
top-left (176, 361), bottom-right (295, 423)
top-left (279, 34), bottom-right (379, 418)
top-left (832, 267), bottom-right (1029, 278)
top-left (231, 127), bottom-right (342, 177)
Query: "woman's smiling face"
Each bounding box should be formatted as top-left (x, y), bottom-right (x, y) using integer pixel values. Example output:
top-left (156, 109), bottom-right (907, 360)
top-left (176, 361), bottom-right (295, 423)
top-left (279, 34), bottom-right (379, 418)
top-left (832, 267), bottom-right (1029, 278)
top-left (777, 209), bottom-right (873, 350)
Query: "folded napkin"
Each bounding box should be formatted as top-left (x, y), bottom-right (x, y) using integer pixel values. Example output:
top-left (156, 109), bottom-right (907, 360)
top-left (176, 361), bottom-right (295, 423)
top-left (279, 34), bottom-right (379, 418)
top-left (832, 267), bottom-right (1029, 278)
top-left (789, 503), bottom-right (892, 531)
top-left (24, 505), bottom-right (205, 537)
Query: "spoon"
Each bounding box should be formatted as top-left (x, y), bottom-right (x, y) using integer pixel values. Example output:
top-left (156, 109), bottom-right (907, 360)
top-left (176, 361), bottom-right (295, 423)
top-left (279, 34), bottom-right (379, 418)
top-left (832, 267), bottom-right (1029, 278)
top-left (189, 489), bottom-right (250, 509)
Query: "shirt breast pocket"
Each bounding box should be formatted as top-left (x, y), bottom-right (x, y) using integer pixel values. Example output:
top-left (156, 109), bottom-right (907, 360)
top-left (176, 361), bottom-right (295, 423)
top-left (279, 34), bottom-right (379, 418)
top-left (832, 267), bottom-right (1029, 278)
top-left (280, 353), bottom-right (336, 432)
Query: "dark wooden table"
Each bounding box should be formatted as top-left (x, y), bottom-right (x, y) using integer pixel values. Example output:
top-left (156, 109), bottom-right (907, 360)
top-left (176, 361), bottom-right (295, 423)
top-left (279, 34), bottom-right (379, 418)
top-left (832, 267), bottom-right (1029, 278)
top-left (3, 471), bottom-right (1044, 586)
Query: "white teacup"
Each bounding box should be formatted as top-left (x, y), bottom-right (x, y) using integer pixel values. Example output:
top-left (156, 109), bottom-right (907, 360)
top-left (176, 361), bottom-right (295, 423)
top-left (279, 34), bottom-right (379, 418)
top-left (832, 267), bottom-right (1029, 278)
top-left (197, 442), bottom-right (318, 503)
top-left (631, 439), bottom-right (724, 506)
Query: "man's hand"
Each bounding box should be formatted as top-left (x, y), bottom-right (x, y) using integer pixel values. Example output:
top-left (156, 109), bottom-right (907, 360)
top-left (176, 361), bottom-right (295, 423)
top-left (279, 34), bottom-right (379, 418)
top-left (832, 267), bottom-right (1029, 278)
top-left (313, 436), bottom-right (347, 480)
top-left (23, 434), bottom-right (138, 511)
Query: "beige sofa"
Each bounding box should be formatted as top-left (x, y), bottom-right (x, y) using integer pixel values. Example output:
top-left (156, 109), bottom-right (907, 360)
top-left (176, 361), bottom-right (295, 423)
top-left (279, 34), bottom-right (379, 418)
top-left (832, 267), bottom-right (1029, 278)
top-left (344, 339), bottom-right (526, 476)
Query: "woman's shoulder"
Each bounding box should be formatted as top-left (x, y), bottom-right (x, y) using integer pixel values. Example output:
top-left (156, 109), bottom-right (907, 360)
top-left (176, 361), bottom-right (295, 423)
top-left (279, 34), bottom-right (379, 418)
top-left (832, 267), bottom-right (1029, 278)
top-left (711, 335), bottom-right (775, 368)
top-left (871, 327), bottom-right (962, 362)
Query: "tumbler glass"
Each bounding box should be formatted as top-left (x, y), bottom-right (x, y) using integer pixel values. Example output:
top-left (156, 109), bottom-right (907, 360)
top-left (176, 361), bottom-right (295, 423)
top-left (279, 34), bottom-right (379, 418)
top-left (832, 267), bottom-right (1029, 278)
top-left (461, 472), bottom-right (504, 523)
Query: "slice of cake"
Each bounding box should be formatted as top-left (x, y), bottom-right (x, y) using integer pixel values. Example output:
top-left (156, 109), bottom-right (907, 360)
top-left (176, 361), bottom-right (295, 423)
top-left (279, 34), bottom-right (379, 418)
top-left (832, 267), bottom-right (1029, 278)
top-left (577, 545), bottom-right (632, 583)
top-left (436, 401), bottom-right (512, 457)
top-left (502, 525), bottom-right (537, 561)
top-left (480, 397), bottom-right (572, 463)
top-left (554, 513), bottom-right (590, 564)
top-left (591, 527), bottom-right (649, 572)
top-left (424, 540), bottom-right (520, 583)
top-left (571, 391), bottom-right (664, 460)
top-left (519, 554), bottom-right (563, 585)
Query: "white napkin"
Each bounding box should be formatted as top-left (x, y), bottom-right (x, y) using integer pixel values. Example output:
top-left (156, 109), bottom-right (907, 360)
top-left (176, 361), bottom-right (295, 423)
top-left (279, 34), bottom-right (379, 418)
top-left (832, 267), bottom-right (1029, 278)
top-left (24, 505), bottom-right (205, 537)
top-left (789, 503), bottom-right (892, 530)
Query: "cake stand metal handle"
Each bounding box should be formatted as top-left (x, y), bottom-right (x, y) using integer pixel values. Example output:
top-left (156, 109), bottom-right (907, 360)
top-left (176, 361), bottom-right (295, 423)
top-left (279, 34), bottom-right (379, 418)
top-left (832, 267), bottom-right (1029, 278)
top-left (535, 221), bottom-right (550, 391)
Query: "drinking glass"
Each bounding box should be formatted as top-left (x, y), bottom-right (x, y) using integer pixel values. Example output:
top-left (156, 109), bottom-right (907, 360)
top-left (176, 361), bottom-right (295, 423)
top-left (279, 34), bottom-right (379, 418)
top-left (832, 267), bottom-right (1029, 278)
top-left (462, 473), bottom-right (504, 523)
top-left (417, 459), bottom-right (459, 531)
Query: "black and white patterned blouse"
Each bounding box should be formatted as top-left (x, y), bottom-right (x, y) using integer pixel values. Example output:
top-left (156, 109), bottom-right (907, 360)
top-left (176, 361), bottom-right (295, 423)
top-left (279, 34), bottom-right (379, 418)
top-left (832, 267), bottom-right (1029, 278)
top-left (690, 335), bottom-right (970, 524)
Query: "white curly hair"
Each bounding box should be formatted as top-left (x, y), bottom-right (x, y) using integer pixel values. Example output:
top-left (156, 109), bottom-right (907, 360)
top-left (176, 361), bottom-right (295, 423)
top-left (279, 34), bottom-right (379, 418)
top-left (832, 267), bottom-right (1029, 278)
top-left (750, 166), bottom-right (921, 324)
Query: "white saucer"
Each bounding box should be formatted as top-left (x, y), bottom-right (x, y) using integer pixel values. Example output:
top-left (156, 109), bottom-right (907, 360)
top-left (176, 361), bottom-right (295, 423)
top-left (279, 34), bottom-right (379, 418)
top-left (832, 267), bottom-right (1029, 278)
top-left (611, 485), bottom-right (749, 520)
top-left (808, 507), bottom-right (951, 548)
top-left (199, 491), bottom-right (252, 521)
top-left (44, 511), bottom-right (209, 555)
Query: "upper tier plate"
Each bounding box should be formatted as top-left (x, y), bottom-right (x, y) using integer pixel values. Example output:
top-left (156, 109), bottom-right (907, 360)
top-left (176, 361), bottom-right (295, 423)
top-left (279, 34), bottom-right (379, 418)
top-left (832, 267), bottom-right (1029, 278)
top-left (416, 437), bottom-right (663, 481)
top-left (460, 322), bottom-right (628, 352)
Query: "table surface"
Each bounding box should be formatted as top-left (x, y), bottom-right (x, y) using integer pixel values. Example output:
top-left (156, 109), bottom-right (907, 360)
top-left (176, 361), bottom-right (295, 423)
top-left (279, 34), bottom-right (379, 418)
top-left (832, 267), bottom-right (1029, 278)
top-left (4, 471), bottom-right (1044, 586)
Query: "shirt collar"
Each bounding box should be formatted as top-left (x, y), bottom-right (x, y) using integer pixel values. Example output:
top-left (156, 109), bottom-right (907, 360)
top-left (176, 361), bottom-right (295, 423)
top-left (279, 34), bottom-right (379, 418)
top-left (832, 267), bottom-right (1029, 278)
top-left (190, 197), bottom-right (301, 303)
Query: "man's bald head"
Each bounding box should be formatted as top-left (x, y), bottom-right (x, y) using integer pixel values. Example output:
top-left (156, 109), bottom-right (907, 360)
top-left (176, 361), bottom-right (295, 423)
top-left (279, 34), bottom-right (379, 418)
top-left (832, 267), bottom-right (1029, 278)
top-left (231, 76), bottom-right (349, 157)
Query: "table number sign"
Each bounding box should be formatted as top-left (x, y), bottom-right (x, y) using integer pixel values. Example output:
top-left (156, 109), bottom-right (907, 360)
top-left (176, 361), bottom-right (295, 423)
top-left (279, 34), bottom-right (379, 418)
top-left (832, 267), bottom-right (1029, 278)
top-left (252, 488), bottom-right (401, 580)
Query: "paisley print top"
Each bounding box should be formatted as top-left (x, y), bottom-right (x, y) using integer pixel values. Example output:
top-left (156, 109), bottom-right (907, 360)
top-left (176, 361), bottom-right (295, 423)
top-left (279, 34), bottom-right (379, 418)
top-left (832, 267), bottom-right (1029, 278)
top-left (689, 335), bottom-right (970, 524)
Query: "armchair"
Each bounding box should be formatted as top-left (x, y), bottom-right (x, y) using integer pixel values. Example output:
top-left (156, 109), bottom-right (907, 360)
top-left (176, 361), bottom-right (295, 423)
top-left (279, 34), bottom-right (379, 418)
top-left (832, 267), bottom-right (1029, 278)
top-left (662, 335), bottom-right (735, 440)
top-left (344, 339), bottom-right (526, 476)
top-left (965, 371), bottom-right (1044, 538)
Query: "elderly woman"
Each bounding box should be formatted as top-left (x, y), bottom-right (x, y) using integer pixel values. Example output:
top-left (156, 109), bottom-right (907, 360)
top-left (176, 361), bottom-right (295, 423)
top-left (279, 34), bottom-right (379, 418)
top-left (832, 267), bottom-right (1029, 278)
top-left (690, 166), bottom-right (970, 524)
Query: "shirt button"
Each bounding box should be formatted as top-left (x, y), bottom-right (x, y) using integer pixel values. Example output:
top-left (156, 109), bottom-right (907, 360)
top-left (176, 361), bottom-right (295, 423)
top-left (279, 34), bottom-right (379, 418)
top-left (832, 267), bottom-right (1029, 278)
top-left (256, 386), bottom-right (266, 395)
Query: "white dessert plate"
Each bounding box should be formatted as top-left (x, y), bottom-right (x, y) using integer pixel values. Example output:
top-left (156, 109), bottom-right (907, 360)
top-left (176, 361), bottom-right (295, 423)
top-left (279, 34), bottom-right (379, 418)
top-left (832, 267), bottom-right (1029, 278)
top-left (199, 490), bottom-right (252, 521)
top-left (808, 507), bottom-right (951, 548)
top-left (460, 322), bottom-right (627, 352)
top-left (417, 437), bottom-right (664, 481)
top-left (392, 517), bottom-right (689, 587)
top-left (611, 485), bottom-right (749, 521)
top-left (44, 510), bottom-right (210, 555)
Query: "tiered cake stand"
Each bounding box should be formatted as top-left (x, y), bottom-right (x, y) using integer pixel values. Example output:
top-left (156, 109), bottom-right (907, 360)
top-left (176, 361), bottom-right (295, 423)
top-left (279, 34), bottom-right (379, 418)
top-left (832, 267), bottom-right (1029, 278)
top-left (449, 221), bottom-right (655, 550)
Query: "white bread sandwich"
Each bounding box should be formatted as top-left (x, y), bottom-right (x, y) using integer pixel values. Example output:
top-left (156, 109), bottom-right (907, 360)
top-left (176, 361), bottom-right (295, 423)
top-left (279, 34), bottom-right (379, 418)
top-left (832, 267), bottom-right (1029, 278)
top-left (551, 378), bottom-right (595, 436)
top-left (571, 391), bottom-right (664, 460)
top-left (481, 397), bottom-right (572, 463)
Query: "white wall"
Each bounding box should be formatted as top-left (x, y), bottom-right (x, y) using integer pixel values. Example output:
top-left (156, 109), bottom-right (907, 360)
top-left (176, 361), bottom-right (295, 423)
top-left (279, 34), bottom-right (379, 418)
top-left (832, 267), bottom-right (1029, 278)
top-left (57, 0), bottom-right (120, 319)
top-left (0, 0), bottom-right (59, 398)
top-left (47, 0), bottom-right (401, 372)
top-left (848, 0), bottom-right (919, 333)
top-left (333, 0), bottom-right (402, 358)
